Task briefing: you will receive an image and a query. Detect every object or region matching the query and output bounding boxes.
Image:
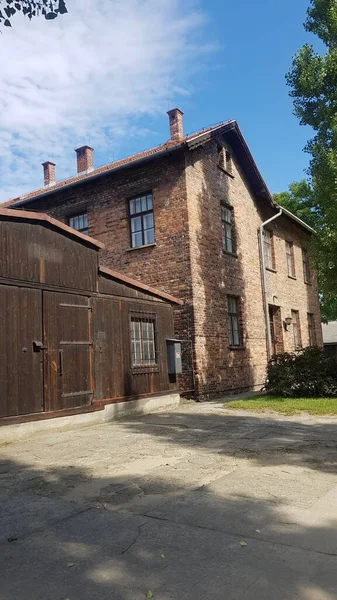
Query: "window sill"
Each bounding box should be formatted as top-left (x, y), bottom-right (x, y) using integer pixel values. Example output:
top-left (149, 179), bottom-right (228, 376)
top-left (304, 280), bottom-right (312, 286)
top-left (288, 275), bottom-right (297, 280)
top-left (218, 165), bottom-right (234, 179)
top-left (222, 250), bottom-right (238, 258)
top-left (229, 345), bottom-right (246, 351)
top-left (126, 243), bottom-right (156, 252)
top-left (131, 365), bottom-right (159, 374)
top-left (266, 266), bottom-right (277, 273)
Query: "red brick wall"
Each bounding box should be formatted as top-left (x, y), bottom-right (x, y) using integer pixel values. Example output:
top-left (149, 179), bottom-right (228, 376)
top-left (185, 136), bottom-right (322, 398)
top-left (28, 151), bottom-right (197, 394)
top-left (25, 141), bottom-right (322, 399)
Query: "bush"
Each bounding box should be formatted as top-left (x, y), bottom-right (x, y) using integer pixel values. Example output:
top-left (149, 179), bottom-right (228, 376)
top-left (265, 347), bottom-right (337, 397)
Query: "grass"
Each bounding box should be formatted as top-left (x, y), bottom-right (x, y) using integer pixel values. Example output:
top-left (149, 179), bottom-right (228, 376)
top-left (224, 395), bottom-right (337, 415)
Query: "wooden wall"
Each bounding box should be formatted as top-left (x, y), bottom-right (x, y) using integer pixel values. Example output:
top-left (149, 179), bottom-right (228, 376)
top-left (0, 219), bottom-right (98, 292)
top-left (93, 296), bottom-right (176, 402)
top-left (0, 217), bottom-right (178, 422)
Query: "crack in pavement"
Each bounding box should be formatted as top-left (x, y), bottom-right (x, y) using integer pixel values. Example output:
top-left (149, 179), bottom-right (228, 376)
top-left (136, 511), bottom-right (337, 558)
top-left (121, 521), bottom-right (148, 555)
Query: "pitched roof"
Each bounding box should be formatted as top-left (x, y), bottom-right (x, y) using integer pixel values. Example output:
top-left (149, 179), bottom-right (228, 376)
top-left (99, 266), bottom-right (183, 305)
top-left (2, 121), bottom-right (233, 208)
top-left (0, 208), bottom-right (105, 250)
top-left (2, 118), bottom-right (316, 235)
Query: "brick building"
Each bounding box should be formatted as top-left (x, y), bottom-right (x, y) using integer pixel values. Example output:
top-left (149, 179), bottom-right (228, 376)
top-left (3, 109), bottom-right (322, 398)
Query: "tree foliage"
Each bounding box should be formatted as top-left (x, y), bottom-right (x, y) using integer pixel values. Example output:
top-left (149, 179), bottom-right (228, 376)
top-left (286, 0), bottom-right (337, 322)
top-left (0, 0), bottom-right (67, 27)
top-left (274, 180), bottom-right (318, 229)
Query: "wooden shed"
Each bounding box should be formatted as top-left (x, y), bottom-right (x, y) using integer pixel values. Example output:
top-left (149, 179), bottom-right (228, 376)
top-left (0, 209), bottom-right (181, 425)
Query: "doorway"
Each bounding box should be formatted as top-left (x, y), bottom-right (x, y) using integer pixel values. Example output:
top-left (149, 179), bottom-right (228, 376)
top-left (268, 305), bottom-right (284, 357)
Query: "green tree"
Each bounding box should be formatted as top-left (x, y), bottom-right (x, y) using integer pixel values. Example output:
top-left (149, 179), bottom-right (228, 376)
top-left (286, 0), bottom-right (337, 322)
top-left (0, 0), bottom-right (67, 27)
top-left (274, 180), bottom-right (318, 229)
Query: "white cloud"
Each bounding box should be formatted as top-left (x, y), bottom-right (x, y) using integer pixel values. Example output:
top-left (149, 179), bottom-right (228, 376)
top-left (0, 0), bottom-right (210, 202)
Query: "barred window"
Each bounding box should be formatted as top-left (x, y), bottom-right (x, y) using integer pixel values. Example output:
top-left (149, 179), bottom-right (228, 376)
top-left (130, 316), bottom-right (156, 366)
top-left (286, 241), bottom-right (295, 277)
top-left (221, 205), bottom-right (234, 253)
top-left (129, 193), bottom-right (154, 248)
top-left (228, 296), bottom-right (241, 347)
top-left (68, 213), bottom-right (88, 235)
top-left (263, 229), bottom-right (274, 270)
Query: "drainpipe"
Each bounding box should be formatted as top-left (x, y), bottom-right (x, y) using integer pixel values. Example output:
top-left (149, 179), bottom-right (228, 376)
top-left (259, 209), bottom-right (283, 360)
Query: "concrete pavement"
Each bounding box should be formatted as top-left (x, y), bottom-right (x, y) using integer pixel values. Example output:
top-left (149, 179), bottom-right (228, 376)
top-left (1, 399), bottom-right (337, 599)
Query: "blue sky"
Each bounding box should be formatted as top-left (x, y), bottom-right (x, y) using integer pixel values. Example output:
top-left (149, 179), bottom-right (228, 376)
top-left (113, 0), bottom-right (317, 195)
top-left (0, 0), bottom-right (320, 201)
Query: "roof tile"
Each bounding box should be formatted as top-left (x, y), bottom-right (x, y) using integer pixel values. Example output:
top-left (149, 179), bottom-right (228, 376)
top-left (2, 121), bottom-right (231, 207)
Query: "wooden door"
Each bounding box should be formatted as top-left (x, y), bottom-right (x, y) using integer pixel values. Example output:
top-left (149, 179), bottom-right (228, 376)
top-left (269, 305), bottom-right (277, 357)
top-left (43, 292), bottom-right (93, 411)
top-left (268, 305), bottom-right (284, 356)
top-left (0, 285), bottom-right (43, 417)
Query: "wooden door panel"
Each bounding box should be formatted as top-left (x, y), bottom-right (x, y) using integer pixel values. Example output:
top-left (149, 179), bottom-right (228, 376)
top-left (44, 292), bottom-right (93, 412)
top-left (0, 285), bottom-right (43, 417)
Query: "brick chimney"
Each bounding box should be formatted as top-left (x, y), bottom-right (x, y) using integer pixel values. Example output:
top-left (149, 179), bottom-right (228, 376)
top-left (75, 145), bottom-right (94, 174)
top-left (42, 161), bottom-right (56, 187)
top-left (167, 108), bottom-right (184, 141)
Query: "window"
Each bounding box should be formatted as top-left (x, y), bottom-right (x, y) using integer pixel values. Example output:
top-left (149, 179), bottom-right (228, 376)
top-left (227, 296), bottom-right (241, 347)
top-left (263, 229), bottom-right (275, 270)
top-left (217, 144), bottom-right (225, 169)
top-left (286, 241), bottom-right (295, 277)
top-left (291, 310), bottom-right (302, 350)
top-left (221, 204), bottom-right (234, 253)
top-left (129, 193), bottom-right (154, 248)
top-left (217, 145), bottom-right (233, 174)
top-left (68, 213), bottom-right (88, 235)
top-left (302, 248), bottom-right (310, 283)
top-left (130, 316), bottom-right (156, 366)
top-left (307, 313), bottom-right (316, 346)
top-left (225, 150), bottom-right (232, 174)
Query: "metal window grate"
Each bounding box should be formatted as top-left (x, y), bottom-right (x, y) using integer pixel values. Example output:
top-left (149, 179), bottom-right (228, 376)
top-left (130, 314), bottom-right (157, 366)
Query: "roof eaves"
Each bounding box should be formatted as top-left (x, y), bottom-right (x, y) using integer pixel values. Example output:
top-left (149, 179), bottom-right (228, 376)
top-left (99, 266), bottom-right (183, 305)
top-left (0, 208), bottom-right (105, 250)
top-left (8, 141), bottom-right (186, 208)
top-left (277, 205), bottom-right (315, 234)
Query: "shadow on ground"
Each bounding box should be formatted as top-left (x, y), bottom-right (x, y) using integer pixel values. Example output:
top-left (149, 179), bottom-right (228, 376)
top-left (123, 407), bottom-right (337, 474)
top-left (1, 406), bottom-right (337, 599)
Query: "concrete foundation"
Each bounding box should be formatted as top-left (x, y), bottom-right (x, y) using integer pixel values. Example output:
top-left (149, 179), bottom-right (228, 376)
top-left (0, 393), bottom-right (180, 444)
